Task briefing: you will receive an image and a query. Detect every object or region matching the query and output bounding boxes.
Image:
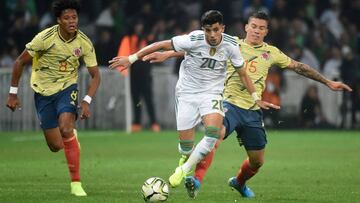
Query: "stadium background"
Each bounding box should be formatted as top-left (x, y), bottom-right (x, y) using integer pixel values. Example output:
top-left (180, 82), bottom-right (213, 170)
top-left (0, 0), bottom-right (359, 130)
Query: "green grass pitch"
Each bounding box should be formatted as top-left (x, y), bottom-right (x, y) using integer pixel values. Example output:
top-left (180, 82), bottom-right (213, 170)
top-left (0, 130), bottom-right (359, 202)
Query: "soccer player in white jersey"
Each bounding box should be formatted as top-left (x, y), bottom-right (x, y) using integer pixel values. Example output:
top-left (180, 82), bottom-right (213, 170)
top-left (109, 10), bottom-right (275, 188)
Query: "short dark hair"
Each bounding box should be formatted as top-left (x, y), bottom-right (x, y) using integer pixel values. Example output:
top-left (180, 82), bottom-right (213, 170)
top-left (201, 10), bottom-right (223, 26)
top-left (248, 11), bottom-right (270, 25)
top-left (52, 0), bottom-right (80, 18)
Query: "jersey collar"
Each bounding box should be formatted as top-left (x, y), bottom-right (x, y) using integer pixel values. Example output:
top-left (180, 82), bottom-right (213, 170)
top-left (242, 39), bottom-right (265, 49)
top-left (57, 25), bottom-right (78, 43)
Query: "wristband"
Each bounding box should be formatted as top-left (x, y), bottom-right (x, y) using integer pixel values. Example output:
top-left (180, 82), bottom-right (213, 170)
top-left (9, 86), bottom-right (18, 94)
top-left (128, 54), bottom-right (138, 64)
top-left (83, 95), bottom-right (92, 104)
top-left (251, 92), bottom-right (260, 101)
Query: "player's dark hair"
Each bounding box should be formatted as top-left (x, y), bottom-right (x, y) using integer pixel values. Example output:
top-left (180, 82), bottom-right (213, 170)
top-left (52, 0), bottom-right (81, 18)
top-left (249, 11), bottom-right (270, 25)
top-left (201, 10), bottom-right (223, 26)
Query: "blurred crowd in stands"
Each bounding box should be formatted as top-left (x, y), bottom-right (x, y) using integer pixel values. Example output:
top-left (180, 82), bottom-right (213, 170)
top-left (0, 0), bottom-right (359, 128)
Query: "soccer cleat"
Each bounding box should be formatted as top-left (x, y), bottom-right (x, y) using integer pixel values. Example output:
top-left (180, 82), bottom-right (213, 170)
top-left (228, 177), bottom-right (254, 198)
top-left (178, 155), bottom-right (188, 166)
top-left (70, 181), bottom-right (87, 196)
top-left (168, 166), bottom-right (187, 187)
top-left (184, 176), bottom-right (200, 199)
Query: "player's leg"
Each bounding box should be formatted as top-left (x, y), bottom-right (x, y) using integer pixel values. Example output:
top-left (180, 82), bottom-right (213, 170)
top-left (169, 94), bottom-right (199, 187)
top-left (43, 128), bottom-right (63, 152)
top-left (57, 85), bottom-right (86, 196)
top-left (141, 67), bottom-right (160, 132)
top-left (190, 101), bottom-right (243, 198)
top-left (34, 91), bottom-right (63, 152)
top-left (130, 65), bottom-right (142, 132)
top-left (228, 109), bottom-right (267, 198)
top-left (59, 112), bottom-right (86, 196)
top-left (168, 128), bottom-right (196, 187)
top-left (181, 113), bottom-right (223, 175)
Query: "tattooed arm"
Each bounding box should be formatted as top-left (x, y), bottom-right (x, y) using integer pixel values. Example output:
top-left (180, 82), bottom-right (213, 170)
top-left (287, 60), bottom-right (352, 92)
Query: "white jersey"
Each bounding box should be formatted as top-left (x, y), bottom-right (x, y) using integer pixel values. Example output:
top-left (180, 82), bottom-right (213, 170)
top-left (172, 30), bottom-right (244, 95)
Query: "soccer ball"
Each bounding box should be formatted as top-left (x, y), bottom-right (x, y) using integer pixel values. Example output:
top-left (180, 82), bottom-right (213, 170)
top-left (141, 177), bottom-right (169, 202)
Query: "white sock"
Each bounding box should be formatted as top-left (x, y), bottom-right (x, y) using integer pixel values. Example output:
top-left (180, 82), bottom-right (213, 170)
top-left (181, 136), bottom-right (217, 173)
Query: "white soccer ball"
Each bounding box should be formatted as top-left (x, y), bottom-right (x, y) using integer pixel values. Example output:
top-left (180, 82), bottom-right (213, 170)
top-left (141, 177), bottom-right (169, 202)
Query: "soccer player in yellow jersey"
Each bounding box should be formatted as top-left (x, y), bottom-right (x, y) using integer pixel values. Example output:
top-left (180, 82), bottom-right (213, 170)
top-left (6, 0), bottom-right (100, 197)
top-left (143, 12), bottom-right (352, 199)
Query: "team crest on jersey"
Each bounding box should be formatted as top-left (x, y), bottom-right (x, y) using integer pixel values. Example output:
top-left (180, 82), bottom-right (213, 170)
top-left (261, 52), bottom-right (270, 60)
top-left (73, 48), bottom-right (82, 57)
top-left (209, 48), bottom-right (216, 56)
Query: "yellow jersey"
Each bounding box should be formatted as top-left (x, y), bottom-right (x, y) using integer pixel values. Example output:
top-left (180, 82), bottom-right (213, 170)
top-left (224, 38), bottom-right (291, 110)
top-left (26, 25), bottom-right (97, 96)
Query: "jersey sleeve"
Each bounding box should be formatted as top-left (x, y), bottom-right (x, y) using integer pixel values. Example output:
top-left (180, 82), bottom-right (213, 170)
top-left (25, 33), bottom-right (45, 57)
top-left (171, 34), bottom-right (193, 52)
top-left (82, 39), bottom-right (98, 67)
top-left (229, 44), bottom-right (244, 69)
top-left (273, 47), bottom-right (291, 68)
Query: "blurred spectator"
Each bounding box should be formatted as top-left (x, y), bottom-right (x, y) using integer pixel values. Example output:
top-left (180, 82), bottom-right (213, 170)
top-left (320, 0), bottom-right (344, 40)
top-left (243, 0), bottom-right (270, 20)
top-left (323, 46), bottom-right (342, 80)
top-left (94, 29), bottom-right (117, 66)
top-left (0, 45), bottom-right (18, 68)
top-left (340, 46), bottom-right (360, 128)
top-left (95, 1), bottom-right (125, 35)
top-left (117, 20), bottom-right (160, 133)
top-left (300, 85), bottom-right (329, 128)
top-left (271, 0), bottom-right (290, 19)
top-left (289, 45), bottom-right (320, 72)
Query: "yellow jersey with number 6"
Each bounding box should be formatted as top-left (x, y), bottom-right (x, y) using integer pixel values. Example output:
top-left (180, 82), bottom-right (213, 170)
top-left (26, 25), bottom-right (97, 96)
top-left (224, 38), bottom-right (291, 110)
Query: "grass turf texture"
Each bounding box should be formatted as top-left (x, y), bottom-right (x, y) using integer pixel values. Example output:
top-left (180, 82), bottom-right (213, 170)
top-left (0, 130), bottom-right (359, 203)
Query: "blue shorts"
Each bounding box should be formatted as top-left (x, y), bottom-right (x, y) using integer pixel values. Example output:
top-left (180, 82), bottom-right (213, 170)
top-left (34, 84), bottom-right (78, 129)
top-left (223, 101), bottom-right (267, 150)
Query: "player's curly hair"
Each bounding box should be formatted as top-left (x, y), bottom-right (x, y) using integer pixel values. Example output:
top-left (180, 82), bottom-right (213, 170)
top-left (52, 0), bottom-right (81, 18)
top-left (201, 10), bottom-right (223, 26)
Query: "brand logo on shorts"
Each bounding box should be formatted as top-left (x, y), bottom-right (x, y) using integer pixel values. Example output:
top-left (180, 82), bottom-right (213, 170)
top-left (223, 107), bottom-right (228, 113)
top-left (70, 101), bottom-right (75, 106)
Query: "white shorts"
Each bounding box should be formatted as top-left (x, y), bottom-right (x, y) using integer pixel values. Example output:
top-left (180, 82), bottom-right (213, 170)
top-left (175, 93), bottom-right (224, 130)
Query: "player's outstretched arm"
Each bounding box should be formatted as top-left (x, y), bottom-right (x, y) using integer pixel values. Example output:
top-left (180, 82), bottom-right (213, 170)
top-left (6, 49), bottom-right (32, 112)
top-left (143, 51), bottom-right (185, 63)
top-left (80, 66), bottom-right (100, 119)
top-left (108, 40), bottom-right (173, 70)
top-left (287, 60), bottom-right (353, 92)
top-left (237, 67), bottom-right (280, 110)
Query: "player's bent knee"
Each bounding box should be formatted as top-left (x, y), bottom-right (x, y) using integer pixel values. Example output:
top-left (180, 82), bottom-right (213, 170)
top-left (59, 126), bottom-right (74, 137)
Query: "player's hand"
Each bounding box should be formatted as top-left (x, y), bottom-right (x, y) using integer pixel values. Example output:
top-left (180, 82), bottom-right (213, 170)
top-left (143, 52), bottom-right (168, 63)
top-left (108, 56), bottom-right (131, 71)
top-left (6, 94), bottom-right (21, 112)
top-left (256, 100), bottom-right (280, 110)
top-left (80, 101), bottom-right (91, 119)
top-left (327, 81), bottom-right (353, 92)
